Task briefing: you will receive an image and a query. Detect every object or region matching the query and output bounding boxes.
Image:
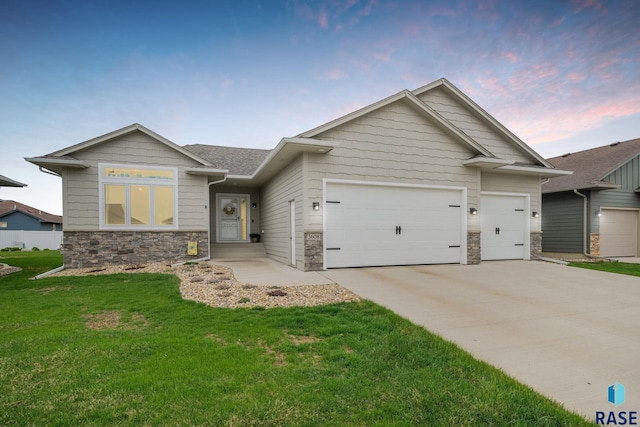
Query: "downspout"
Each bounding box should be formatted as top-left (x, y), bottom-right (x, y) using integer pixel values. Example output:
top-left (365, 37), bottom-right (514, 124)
top-left (573, 189), bottom-right (592, 257)
top-left (205, 174), bottom-right (228, 260)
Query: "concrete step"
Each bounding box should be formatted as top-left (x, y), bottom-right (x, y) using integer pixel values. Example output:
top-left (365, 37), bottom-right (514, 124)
top-left (210, 242), bottom-right (267, 259)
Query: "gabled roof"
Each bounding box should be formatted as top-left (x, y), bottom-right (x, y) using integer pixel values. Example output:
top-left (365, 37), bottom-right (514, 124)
top-left (0, 174), bottom-right (26, 187)
top-left (26, 123), bottom-right (213, 174)
top-left (0, 200), bottom-right (62, 224)
top-left (298, 88), bottom-right (493, 158)
top-left (543, 137), bottom-right (640, 193)
top-left (413, 78), bottom-right (553, 168)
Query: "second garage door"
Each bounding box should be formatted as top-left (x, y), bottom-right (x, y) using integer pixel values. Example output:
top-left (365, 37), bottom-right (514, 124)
top-left (325, 182), bottom-right (464, 268)
top-left (481, 194), bottom-right (528, 260)
top-left (600, 209), bottom-right (638, 257)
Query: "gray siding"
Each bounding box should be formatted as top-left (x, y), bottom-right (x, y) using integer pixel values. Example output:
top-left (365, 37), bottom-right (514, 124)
top-left (260, 156), bottom-right (304, 267)
top-left (417, 88), bottom-right (533, 163)
top-left (62, 131), bottom-right (208, 231)
top-left (591, 155), bottom-right (640, 233)
top-left (305, 99), bottom-right (479, 230)
top-left (541, 192), bottom-right (585, 253)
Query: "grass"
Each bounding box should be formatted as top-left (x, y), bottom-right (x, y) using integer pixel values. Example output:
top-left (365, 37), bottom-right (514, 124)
top-left (1, 251), bottom-right (591, 426)
top-left (569, 260), bottom-right (640, 277)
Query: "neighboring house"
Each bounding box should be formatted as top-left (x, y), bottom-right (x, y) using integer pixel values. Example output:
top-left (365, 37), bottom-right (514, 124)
top-left (0, 200), bottom-right (63, 231)
top-left (25, 78), bottom-right (569, 270)
top-left (542, 138), bottom-right (640, 258)
top-left (0, 174), bottom-right (27, 188)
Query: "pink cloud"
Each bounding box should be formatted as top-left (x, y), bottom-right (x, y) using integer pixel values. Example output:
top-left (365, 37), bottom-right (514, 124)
top-left (323, 67), bottom-right (348, 81)
top-left (567, 72), bottom-right (586, 81)
top-left (373, 52), bottom-right (391, 62)
top-left (430, 7), bottom-right (459, 18)
top-left (318, 10), bottom-right (328, 28)
top-left (571, 0), bottom-right (603, 13)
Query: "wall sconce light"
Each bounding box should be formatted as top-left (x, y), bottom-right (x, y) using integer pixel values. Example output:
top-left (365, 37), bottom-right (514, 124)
top-left (251, 202), bottom-right (257, 209)
top-left (532, 211), bottom-right (539, 218)
top-left (596, 208), bottom-right (602, 217)
top-left (469, 207), bottom-right (478, 215)
top-left (312, 202), bottom-right (320, 211)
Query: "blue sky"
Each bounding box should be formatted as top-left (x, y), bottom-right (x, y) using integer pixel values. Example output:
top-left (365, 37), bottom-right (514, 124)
top-left (1, 0), bottom-right (639, 215)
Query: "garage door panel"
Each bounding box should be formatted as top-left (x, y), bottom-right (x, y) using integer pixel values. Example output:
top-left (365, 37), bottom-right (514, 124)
top-left (600, 209), bottom-right (638, 257)
top-left (481, 194), bottom-right (527, 261)
top-left (325, 182), bottom-right (463, 268)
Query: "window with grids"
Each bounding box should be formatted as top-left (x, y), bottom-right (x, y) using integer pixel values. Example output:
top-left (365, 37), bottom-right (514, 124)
top-left (99, 164), bottom-right (177, 229)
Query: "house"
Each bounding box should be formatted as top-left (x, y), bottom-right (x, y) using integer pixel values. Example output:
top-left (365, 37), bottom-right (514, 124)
top-left (25, 78), bottom-right (569, 270)
top-left (0, 200), bottom-right (63, 231)
top-left (0, 174), bottom-right (26, 188)
top-left (542, 138), bottom-right (640, 257)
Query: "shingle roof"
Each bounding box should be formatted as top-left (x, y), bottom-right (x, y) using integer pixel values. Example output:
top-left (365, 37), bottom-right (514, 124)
top-left (182, 144), bottom-right (271, 176)
top-left (543, 137), bottom-right (640, 193)
top-left (0, 200), bottom-right (63, 224)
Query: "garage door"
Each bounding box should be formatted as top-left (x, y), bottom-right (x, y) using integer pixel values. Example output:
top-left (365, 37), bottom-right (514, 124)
top-left (325, 182), bottom-right (464, 268)
top-left (481, 194), bottom-right (527, 260)
top-left (600, 209), bottom-right (638, 257)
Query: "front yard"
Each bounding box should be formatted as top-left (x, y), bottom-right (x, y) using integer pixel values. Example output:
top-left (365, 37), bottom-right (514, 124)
top-left (1, 251), bottom-right (590, 426)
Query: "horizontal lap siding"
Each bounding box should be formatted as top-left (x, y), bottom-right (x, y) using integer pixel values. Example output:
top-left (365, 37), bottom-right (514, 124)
top-left (305, 100), bottom-right (478, 230)
top-left (261, 157), bottom-right (303, 265)
top-left (418, 88), bottom-right (532, 163)
top-left (63, 131), bottom-right (207, 231)
top-left (541, 192), bottom-right (585, 252)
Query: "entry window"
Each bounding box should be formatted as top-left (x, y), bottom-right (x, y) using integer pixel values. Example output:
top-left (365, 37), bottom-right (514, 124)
top-left (100, 164), bottom-right (177, 229)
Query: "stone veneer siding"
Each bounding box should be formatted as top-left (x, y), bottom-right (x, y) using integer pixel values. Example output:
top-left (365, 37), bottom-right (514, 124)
top-left (467, 231), bottom-right (481, 265)
top-left (530, 232), bottom-right (542, 260)
top-left (62, 231), bottom-right (208, 269)
top-left (304, 231), bottom-right (323, 271)
top-left (589, 233), bottom-right (600, 257)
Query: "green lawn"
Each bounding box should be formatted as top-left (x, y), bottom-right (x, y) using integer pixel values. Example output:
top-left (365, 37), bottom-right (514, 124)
top-left (1, 251), bottom-right (591, 426)
top-left (570, 261), bottom-right (640, 277)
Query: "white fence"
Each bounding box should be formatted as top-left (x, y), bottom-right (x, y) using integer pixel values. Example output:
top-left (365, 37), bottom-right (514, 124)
top-left (0, 230), bottom-right (63, 250)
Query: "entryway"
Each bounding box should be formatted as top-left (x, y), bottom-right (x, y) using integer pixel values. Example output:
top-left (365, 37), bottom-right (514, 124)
top-left (216, 194), bottom-right (249, 242)
top-left (480, 193), bottom-right (529, 260)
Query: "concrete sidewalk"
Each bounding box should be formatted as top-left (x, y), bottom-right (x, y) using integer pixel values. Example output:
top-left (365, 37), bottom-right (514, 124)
top-left (322, 261), bottom-right (640, 419)
top-left (211, 257), bottom-right (331, 286)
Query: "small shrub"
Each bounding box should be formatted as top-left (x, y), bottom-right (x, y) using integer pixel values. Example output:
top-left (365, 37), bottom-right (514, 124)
top-left (32, 247), bottom-right (41, 251)
top-left (237, 297), bottom-right (251, 304)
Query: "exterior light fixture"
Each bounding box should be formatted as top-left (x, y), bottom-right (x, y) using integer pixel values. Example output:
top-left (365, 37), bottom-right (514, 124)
top-left (597, 209), bottom-right (602, 217)
top-left (532, 211), bottom-right (539, 218)
top-left (251, 202), bottom-right (257, 209)
top-left (312, 202), bottom-right (320, 211)
top-left (470, 207), bottom-right (478, 215)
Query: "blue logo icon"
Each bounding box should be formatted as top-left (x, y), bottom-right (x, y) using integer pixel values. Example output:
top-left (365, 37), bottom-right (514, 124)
top-left (608, 382), bottom-right (626, 407)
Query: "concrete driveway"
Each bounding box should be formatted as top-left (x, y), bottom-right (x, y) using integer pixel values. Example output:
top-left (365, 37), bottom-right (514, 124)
top-left (321, 261), bottom-right (640, 419)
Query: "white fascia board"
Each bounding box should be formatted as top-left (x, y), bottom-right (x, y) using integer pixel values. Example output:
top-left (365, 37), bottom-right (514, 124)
top-left (0, 174), bottom-right (27, 187)
top-left (24, 157), bottom-right (89, 168)
top-left (461, 157), bottom-right (516, 168)
top-left (498, 164), bottom-right (573, 177)
top-left (250, 137), bottom-right (337, 178)
top-left (184, 167), bottom-right (229, 176)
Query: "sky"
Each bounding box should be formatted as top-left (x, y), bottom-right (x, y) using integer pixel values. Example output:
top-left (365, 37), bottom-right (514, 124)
top-left (1, 0), bottom-right (639, 216)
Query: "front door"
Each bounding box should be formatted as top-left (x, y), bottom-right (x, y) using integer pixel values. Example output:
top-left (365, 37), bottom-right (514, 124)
top-left (217, 194), bottom-right (249, 242)
top-left (481, 194), bottom-right (528, 260)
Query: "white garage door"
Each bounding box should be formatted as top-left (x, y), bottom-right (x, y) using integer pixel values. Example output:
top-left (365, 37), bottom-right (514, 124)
top-left (481, 194), bottom-right (528, 261)
top-left (325, 182), bottom-right (464, 268)
top-left (600, 209), bottom-right (638, 257)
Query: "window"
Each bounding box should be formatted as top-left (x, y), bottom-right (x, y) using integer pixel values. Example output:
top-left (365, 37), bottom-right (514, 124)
top-left (0, 222), bottom-right (6, 228)
top-left (99, 164), bottom-right (177, 229)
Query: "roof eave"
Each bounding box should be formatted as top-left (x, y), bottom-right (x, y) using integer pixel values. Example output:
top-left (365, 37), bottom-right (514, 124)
top-left (496, 165), bottom-right (573, 177)
top-left (461, 156), bottom-right (516, 168)
top-left (184, 167), bottom-right (229, 179)
top-left (25, 157), bottom-right (90, 169)
top-left (0, 174), bottom-right (27, 187)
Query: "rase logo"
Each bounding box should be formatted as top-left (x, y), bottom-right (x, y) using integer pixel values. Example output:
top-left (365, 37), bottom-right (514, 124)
top-left (596, 382), bottom-right (637, 425)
